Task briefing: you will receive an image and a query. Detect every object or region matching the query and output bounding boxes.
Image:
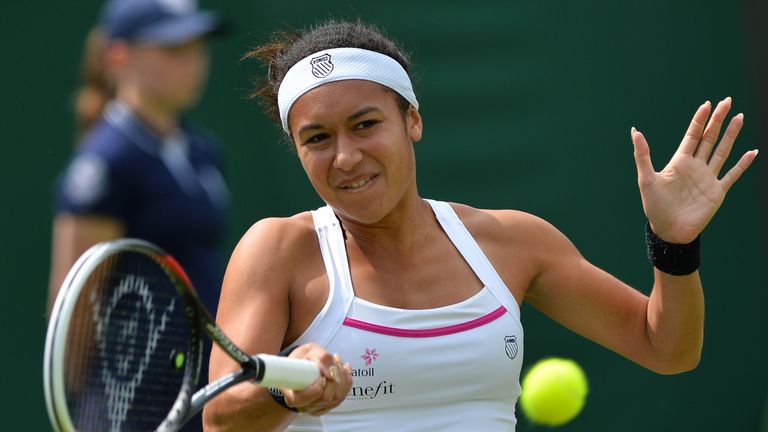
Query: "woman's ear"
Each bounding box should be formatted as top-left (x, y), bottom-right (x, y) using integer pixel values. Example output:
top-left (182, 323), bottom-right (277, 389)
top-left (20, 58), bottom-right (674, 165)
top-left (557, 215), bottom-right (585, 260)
top-left (103, 40), bottom-right (130, 74)
top-left (407, 105), bottom-right (423, 142)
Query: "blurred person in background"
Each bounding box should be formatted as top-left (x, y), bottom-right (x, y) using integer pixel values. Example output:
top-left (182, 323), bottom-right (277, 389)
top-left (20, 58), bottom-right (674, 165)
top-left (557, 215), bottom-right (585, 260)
top-left (48, 0), bottom-right (230, 430)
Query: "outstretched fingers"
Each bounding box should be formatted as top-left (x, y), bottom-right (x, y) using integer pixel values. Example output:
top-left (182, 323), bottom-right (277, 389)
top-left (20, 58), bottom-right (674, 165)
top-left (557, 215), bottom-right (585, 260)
top-left (719, 149), bottom-right (759, 193)
top-left (677, 101), bottom-right (712, 156)
top-left (695, 97), bottom-right (732, 162)
top-left (631, 127), bottom-right (655, 186)
top-left (708, 113), bottom-right (744, 175)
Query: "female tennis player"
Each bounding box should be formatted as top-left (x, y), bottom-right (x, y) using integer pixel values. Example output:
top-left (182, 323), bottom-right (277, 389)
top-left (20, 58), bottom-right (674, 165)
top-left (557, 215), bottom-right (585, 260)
top-left (204, 20), bottom-right (757, 431)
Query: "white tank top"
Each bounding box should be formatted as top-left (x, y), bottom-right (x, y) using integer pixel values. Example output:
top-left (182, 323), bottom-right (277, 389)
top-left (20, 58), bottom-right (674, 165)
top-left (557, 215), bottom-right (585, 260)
top-left (286, 199), bottom-right (524, 431)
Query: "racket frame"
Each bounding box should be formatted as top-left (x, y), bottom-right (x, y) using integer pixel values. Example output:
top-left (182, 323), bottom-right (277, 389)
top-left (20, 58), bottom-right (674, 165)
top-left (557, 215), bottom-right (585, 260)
top-left (44, 239), bottom-right (204, 432)
top-left (44, 240), bottom-right (108, 432)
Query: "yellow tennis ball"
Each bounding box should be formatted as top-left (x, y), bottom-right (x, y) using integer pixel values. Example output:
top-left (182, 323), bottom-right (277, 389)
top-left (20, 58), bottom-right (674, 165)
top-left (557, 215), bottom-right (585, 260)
top-left (520, 357), bottom-right (588, 427)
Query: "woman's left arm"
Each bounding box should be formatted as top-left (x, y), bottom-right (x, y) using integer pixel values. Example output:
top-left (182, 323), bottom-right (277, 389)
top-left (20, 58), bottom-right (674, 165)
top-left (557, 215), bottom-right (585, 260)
top-left (631, 97), bottom-right (756, 370)
top-left (525, 98), bottom-right (756, 375)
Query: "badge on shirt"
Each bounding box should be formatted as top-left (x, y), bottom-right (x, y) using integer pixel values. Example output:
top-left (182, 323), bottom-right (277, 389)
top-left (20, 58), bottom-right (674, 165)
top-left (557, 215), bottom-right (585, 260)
top-left (63, 154), bottom-right (110, 206)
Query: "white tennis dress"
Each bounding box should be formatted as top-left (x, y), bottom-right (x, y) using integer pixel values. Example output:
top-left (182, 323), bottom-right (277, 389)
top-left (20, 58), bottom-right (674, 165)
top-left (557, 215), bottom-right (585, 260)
top-left (286, 199), bottom-right (524, 431)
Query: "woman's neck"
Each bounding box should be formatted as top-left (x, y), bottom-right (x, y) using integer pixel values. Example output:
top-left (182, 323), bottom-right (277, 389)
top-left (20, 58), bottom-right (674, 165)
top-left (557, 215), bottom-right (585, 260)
top-left (339, 195), bottom-right (434, 252)
top-left (117, 90), bottom-right (179, 136)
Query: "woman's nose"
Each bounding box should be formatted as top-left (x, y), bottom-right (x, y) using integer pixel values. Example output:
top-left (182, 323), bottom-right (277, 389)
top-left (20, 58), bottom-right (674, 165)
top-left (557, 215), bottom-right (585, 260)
top-left (333, 134), bottom-right (363, 171)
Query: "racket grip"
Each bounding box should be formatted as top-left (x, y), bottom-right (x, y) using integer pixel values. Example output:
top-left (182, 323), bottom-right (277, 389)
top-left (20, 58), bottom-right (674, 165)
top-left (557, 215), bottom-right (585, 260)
top-left (255, 354), bottom-right (321, 390)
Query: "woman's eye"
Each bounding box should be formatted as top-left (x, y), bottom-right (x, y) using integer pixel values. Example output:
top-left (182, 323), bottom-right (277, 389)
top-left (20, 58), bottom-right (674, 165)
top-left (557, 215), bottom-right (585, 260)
top-left (356, 120), bottom-right (379, 130)
top-left (305, 133), bottom-right (329, 144)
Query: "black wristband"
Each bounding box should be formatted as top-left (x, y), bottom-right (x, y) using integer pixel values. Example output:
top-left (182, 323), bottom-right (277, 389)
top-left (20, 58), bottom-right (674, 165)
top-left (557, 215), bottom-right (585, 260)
top-left (645, 222), bottom-right (701, 276)
top-left (268, 346), bottom-right (299, 412)
top-left (268, 387), bottom-right (298, 412)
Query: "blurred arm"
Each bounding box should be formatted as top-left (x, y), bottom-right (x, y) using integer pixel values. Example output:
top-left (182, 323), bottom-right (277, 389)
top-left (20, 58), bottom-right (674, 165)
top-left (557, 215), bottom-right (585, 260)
top-left (47, 213), bottom-right (124, 315)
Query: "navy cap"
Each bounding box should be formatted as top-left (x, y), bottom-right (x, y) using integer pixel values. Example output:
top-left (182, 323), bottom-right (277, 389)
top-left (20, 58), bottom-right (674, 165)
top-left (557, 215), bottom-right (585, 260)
top-left (100, 0), bottom-right (226, 45)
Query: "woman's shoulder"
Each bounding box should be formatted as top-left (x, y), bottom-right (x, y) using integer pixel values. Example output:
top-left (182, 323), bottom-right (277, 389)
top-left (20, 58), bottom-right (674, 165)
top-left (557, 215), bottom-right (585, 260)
top-left (447, 202), bottom-right (552, 231)
top-left (73, 120), bottom-right (146, 171)
top-left (445, 201), bottom-right (570, 250)
top-left (224, 211), bottom-right (323, 299)
top-left (78, 117), bottom-right (128, 151)
top-left (233, 212), bottom-right (319, 263)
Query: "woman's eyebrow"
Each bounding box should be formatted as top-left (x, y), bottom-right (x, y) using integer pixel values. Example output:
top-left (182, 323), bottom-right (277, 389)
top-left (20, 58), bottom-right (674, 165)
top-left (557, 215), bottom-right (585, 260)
top-left (298, 106), bottom-right (382, 136)
top-left (347, 106), bottom-right (381, 122)
top-left (298, 122), bottom-right (324, 136)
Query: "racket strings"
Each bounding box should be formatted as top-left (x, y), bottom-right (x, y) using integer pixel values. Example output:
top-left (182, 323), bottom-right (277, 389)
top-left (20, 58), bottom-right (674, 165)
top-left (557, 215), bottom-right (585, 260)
top-left (64, 251), bottom-right (194, 432)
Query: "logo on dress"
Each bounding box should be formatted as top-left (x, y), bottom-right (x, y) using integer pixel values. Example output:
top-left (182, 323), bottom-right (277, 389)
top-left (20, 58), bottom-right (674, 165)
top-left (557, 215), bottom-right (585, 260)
top-left (361, 347), bottom-right (379, 366)
top-left (504, 335), bottom-right (519, 360)
top-left (348, 347), bottom-right (395, 401)
top-left (310, 53), bottom-right (334, 78)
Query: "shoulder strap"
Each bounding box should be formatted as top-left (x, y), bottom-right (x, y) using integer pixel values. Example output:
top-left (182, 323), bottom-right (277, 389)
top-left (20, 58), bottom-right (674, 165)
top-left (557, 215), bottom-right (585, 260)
top-left (425, 199), bottom-right (520, 319)
top-left (290, 205), bottom-right (354, 347)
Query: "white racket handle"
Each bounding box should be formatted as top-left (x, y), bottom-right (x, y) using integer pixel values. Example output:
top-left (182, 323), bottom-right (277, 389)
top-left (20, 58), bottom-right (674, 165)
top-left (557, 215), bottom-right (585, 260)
top-left (256, 354), bottom-right (321, 390)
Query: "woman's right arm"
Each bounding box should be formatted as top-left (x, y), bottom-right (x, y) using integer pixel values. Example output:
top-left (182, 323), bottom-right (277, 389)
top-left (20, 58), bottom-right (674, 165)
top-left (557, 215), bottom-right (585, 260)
top-left (203, 217), bottom-right (351, 432)
top-left (48, 213), bottom-right (125, 314)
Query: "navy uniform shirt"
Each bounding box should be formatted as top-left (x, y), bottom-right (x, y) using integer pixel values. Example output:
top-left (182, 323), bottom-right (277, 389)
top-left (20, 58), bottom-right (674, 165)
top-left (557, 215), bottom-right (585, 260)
top-left (55, 100), bottom-right (229, 313)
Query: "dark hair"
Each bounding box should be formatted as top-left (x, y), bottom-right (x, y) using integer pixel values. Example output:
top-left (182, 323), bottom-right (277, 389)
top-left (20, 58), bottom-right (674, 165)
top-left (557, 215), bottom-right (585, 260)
top-left (74, 27), bottom-right (115, 141)
top-left (243, 20), bottom-right (413, 130)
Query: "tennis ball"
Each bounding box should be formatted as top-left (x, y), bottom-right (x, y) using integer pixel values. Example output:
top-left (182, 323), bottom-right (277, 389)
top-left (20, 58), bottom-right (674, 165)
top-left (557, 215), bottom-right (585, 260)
top-left (173, 351), bottom-right (185, 369)
top-left (519, 357), bottom-right (588, 427)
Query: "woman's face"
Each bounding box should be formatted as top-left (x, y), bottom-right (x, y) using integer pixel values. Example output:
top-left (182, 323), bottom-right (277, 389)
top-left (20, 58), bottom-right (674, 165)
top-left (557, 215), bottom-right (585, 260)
top-left (288, 80), bottom-right (423, 225)
top-left (123, 38), bottom-right (210, 112)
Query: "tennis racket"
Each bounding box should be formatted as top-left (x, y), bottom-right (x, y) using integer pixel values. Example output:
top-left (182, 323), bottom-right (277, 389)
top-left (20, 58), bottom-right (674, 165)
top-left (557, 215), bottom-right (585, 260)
top-left (44, 238), bottom-right (319, 432)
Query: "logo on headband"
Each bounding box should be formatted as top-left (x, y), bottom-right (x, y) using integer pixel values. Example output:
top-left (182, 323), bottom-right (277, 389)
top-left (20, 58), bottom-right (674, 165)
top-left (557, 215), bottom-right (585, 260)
top-left (310, 54), bottom-right (334, 78)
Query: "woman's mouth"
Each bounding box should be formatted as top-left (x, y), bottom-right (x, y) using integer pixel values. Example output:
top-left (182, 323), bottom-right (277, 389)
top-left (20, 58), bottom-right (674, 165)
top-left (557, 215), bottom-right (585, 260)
top-left (340, 175), bottom-right (376, 190)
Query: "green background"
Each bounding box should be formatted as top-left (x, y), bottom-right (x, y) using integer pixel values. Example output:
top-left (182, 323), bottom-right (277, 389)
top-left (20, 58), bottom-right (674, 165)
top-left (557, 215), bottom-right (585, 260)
top-left (1, 0), bottom-right (766, 430)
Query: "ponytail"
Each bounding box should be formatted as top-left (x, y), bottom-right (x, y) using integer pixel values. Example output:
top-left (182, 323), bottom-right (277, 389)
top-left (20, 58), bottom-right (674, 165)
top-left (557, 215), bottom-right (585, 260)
top-left (73, 27), bottom-right (114, 140)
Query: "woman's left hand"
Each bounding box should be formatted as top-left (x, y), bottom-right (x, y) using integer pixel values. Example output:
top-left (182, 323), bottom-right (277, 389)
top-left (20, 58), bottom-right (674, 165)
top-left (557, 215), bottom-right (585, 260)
top-left (631, 97), bottom-right (758, 244)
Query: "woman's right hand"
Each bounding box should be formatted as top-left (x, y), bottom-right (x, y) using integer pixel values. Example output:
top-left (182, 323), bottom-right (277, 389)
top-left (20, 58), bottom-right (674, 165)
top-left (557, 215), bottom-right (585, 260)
top-left (282, 343), bottom-right (352, 416)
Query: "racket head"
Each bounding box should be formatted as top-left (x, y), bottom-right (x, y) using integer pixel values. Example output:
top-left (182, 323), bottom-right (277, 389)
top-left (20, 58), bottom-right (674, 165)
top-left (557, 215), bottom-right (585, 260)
top-left (44, 239), bottom-right (204, 432)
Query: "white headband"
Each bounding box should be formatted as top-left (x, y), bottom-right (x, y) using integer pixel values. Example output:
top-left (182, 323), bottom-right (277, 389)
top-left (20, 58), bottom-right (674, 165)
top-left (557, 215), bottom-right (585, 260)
top-left (277, 47), bottom-right (419, 134)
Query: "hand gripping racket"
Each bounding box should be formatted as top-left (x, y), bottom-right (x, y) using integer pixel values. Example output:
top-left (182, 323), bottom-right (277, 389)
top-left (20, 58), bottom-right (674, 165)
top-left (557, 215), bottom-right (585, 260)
top-left (43, 239), bottom-right (319, 432)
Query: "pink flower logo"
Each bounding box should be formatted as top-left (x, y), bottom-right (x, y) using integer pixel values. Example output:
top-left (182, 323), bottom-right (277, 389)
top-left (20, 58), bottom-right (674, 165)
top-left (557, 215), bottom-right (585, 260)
top-left (361, 348), bottom-right (379, 366)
